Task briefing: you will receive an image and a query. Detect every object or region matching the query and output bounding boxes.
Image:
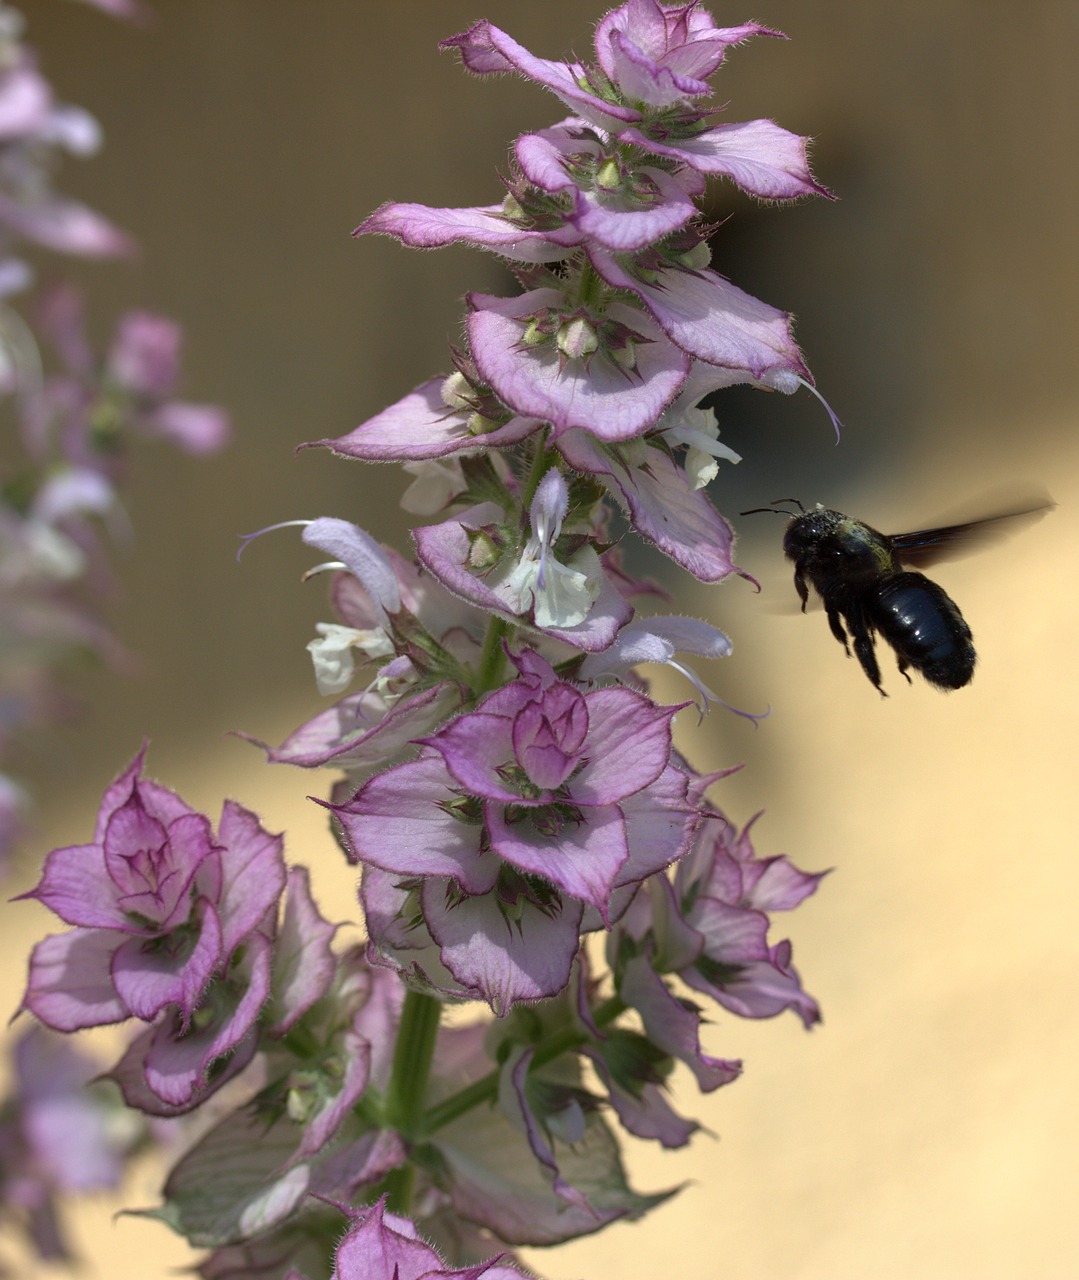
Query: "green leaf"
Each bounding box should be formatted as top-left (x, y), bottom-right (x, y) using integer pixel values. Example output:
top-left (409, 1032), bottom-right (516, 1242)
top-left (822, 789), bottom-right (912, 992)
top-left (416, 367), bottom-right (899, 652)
top-left (430, 1093), bottom-right (676, 1246)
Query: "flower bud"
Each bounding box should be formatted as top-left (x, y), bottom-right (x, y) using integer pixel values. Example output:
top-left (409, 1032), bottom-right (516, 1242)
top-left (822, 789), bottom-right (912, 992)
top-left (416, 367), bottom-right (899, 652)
top-left (467, 411), bottom-right (500, 435)
top-left (678, 241), bottom-right (712, 270)
top-left (556, 315), bottom-right (599, 361)
top-left (594, 157), bottom-right (622, 191)
top-left (501, 192), bottom-right (525, 221)
top-left (467, 528), bottom-right (500, 569)
top-left (440, 370), bottom-right (474, 410)
top-left (608, 336), bottom-right (638, 371)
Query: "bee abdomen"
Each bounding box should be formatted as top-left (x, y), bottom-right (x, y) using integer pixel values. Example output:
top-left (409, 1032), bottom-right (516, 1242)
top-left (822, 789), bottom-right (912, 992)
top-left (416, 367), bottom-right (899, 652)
top-left (869, 573), bottom-right (976, 689)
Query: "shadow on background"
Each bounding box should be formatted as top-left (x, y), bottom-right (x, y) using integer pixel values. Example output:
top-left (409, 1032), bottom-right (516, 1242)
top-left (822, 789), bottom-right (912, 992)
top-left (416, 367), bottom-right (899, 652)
top-left (3, 2), bottom-right (1076, 1277)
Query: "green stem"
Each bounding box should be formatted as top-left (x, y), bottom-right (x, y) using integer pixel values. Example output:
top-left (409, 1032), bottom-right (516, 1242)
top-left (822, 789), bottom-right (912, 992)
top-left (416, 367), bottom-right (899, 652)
top-left (419, 995), bottom-right (626, 1137)
top-left (474, 614), bottom-right (510, 695)
top-left (381, 1163), bottom-right (416, 1216)
top-left (575, 258), bottom-right (605, 309)
top-left (521, 435), bottom-right (556, 509)
top-left (383, 987), bottom-right (442, 1137)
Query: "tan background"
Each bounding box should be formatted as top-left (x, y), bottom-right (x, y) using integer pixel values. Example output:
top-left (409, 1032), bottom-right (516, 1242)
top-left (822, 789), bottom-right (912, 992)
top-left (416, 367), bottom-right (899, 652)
top-left (2, 1), bottom-right (1076, 1276)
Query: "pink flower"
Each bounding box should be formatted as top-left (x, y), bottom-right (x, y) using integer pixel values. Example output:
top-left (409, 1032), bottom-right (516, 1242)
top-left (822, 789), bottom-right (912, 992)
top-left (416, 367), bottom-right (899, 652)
top-left (616, 802), bottom-right (825, 1028)
top-left (667, 810), bottom-right (825, 1024)
top-left (332, 1196), bottom-right (532, 1280)
top-left (333, 650), bottom-right (697, 1012)
top-left (19, 749), bottom-right (286, 1109)
top-left (442, 3), bottom-right (827, 200)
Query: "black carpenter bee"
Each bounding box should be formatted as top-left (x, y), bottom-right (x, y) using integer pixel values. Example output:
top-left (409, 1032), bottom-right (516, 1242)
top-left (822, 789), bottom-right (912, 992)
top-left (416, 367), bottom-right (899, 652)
top-left (742, 498), bottom-right (1052, 695)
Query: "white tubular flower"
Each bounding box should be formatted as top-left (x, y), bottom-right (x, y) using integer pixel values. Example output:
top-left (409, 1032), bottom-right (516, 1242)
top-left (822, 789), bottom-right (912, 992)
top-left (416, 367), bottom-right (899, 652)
top-left (490, 468), bottom-right (602, 628)
top-left (530, 467), bottom-right (570, 588)
top-left (660, 402), bottom-right (741, 490)
top-left (495, 544), bottom-right (603, 630)
top-left (579, 615), bottom-right (735, 713)
top-left (306, 622), bottom-right (394, 696)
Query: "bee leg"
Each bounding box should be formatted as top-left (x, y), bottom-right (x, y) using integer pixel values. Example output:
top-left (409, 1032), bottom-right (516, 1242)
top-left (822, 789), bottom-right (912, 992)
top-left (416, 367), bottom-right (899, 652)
top-left (793, 568), bottom-right (810, 613)
top-left (825, 607), bottom-right (850, 655)
top-left (847, 612), bottom-right (887, 696)
top-left (896, 655), bottom-right (913, 685)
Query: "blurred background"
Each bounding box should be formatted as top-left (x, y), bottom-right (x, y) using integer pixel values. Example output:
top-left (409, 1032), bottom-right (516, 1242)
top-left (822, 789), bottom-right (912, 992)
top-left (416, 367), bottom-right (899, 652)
top-left (2, 1), bottom-right (1076, 1276)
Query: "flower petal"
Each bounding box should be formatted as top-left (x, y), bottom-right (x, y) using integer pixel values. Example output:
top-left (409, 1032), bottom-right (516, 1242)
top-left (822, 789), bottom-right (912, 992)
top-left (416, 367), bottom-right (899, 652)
top-left (246, 683), bottom-right (464, 772)
top-left (110, 899), bottom-right (223, 1024)
top-left (467, 290), bottom-right (688, 441)
top-left (215, 800), bottom-right (286, 955)
top-left (138, 934), bottom-right (272, 1110)
top-left (486, 800), bottom-right (629, 919)
top-left (336, 755), bottom-right (495, 894)
top-left (302, 519), bottom-right (401, 622)
top-left (556, 429), bottom-right (740, 582)
top-left (22, 929), bottom-right (126, 1030)
top-left (308, 377), bottom-right (541, 462)
top-left (623, 118), bottom-right (830, 200)
top-left (440, 21), bottom-right (641, 134)
top-left (422, 879), bottom-right (584, 1015)
top-left (620, 951), bottom-right (741, 1092)
top-left (589, 249), bottom-right (807, 380)
top-left (356, 200), bottom-right (580, 262)
top-left (265, 867), bottom-right (339, 1035)
top-left (572, 687), bottom-right (677, 804)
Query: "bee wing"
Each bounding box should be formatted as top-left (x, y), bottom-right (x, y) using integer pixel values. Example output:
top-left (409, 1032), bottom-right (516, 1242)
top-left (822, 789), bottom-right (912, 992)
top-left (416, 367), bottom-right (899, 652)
top-left (888, 496), bottom-right (1054, 568)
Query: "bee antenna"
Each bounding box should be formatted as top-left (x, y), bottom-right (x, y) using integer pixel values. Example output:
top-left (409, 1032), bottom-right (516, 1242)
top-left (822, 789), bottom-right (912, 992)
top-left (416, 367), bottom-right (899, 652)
top-left (740, 498), bottom-right (805, 517)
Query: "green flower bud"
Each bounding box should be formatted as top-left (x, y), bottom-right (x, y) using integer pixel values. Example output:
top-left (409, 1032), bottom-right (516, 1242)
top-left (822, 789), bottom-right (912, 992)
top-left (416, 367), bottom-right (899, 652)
top-left (678, 241), bottom-right (712, 270)
top-left (557, 315), bottom-right (599, 360)
top-left (595, 157), bottom-right (622, 190)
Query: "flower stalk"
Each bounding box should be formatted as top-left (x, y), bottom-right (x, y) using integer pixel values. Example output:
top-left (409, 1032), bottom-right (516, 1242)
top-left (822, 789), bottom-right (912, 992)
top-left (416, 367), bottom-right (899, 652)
top-left (383, 989), bottom-right (443, 1142)
top-left (10, 4), bottom-right (834, 1275)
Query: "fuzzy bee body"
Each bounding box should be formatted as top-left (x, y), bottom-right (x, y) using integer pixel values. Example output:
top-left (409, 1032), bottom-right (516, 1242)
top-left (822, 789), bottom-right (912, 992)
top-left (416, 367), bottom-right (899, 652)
top-left (741, 496), bottom-right (1051, 694)
top-left (866, 572), bottom-right (975, 690)
top-left (777, 506), bottom-right (973, 694)
top-left (742, 495), bottom-right (1051, 694)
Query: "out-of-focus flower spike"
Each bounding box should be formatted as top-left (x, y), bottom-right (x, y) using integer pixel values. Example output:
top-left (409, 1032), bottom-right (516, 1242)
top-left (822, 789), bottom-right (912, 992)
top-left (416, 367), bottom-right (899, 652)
top-left (0, 295), bottom-right (42, 402)
top-left (68, 0), bottom-right (151, 22)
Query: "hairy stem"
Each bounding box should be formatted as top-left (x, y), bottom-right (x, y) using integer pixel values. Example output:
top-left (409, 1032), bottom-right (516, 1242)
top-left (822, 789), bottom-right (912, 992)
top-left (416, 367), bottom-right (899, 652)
top-left (474, 614), bottom-right (511, 695)
top-left (521, 434), bottom-right (557, 509)
top-left (382, 989), bottom-right (442, 1211)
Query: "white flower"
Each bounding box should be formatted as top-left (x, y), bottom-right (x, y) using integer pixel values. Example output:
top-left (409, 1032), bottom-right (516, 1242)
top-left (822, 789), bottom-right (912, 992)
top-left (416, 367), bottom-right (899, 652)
top-left (489, 468), bottom-right (602, 628)
top-left (660, 402), bottom-right (741, 490)
top-left (306, 622), bottom-right (394, 696)
top-left (492, 543), bottom-right (602, 629)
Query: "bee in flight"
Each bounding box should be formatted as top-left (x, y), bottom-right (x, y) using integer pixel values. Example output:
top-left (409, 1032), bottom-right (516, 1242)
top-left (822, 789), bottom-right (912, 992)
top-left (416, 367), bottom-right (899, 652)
top-left (742, 498), bottom-right (1052, 695)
